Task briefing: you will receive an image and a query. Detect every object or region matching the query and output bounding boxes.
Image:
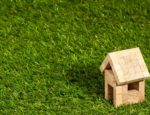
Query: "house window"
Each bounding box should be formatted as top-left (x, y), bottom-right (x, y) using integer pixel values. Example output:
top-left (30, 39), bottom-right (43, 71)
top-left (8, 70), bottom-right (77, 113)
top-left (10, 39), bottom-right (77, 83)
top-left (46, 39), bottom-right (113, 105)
top-left (128, 82), bottom-right (139, 91)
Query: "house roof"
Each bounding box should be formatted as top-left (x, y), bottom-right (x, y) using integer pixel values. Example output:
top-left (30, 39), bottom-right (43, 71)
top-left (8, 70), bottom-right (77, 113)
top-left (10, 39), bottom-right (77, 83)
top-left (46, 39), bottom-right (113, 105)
top-left (100, 47), bottom-right (150, 85)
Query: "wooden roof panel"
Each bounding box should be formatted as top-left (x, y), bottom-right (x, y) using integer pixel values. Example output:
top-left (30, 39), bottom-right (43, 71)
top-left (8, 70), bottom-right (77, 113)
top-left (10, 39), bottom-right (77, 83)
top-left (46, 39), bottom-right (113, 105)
top-left (100, 47), bottom-right (150, 84)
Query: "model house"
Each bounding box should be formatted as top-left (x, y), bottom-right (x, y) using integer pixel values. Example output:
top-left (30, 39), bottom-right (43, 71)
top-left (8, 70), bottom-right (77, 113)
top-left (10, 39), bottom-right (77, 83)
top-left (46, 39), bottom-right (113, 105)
top-left (100, 47), bottom-right (150, 107)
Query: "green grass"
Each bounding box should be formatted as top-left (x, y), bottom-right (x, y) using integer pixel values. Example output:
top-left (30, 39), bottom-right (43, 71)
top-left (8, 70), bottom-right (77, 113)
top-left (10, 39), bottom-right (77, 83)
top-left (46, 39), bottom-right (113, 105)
top-left (0, 0), bottom-right (150, 114)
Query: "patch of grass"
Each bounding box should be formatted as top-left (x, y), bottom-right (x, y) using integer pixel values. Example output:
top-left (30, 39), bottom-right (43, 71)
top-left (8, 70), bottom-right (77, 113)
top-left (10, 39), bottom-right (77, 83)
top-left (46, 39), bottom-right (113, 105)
top-left (0, 0), bottom-right (150, 114)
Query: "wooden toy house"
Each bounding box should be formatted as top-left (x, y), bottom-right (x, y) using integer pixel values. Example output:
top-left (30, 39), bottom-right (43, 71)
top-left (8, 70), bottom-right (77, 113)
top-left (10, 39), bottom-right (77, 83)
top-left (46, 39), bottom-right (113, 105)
top-left (100, 48), bottom-right (150, 107)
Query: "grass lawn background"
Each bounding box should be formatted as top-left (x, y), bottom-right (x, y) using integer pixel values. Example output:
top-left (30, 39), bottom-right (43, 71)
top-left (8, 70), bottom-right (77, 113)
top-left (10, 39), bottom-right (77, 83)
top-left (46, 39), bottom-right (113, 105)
top-left (0, 0), bottom-right (150, 114)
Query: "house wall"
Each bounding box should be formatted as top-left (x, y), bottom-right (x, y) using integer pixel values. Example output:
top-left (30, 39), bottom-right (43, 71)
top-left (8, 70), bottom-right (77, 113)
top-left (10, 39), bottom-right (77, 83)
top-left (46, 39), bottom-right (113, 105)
top-left (104, 70), bottom-right (116, 100)
top-left (122, 80), bottom-right (145, 105)
top-left (104, 70), bottom-right (145, 107)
